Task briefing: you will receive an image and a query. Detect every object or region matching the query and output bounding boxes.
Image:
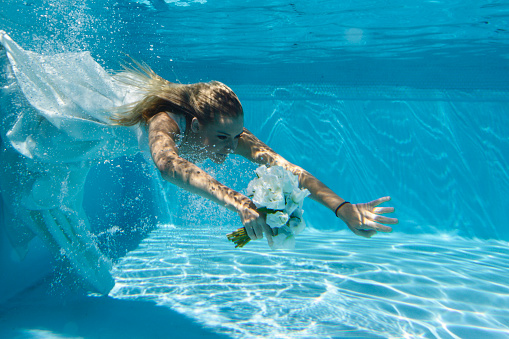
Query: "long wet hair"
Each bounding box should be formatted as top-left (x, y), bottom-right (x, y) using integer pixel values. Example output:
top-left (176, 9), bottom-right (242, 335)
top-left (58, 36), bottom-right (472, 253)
top-left (110, 61), bottom-right (243, 128)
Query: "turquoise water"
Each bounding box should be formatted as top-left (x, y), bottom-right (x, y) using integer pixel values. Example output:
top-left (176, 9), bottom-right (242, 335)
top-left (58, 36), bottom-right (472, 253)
top-left (1, 0), bottom-right (509, 338)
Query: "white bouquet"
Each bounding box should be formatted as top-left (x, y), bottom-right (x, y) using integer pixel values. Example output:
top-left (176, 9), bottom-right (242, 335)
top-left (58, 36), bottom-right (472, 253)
top-left (227, 165), bottom-right (310, 249)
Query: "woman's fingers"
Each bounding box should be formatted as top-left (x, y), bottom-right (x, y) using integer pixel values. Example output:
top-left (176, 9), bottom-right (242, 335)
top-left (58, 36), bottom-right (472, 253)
top-left (369, 196), bottom-right (391, 208)
top-left (240, 207), bottom-right (266, 240)
top-left (262, 222), bottom-right (274, 237)
top-left (244, 222), bottom-right (257, 240)
top-left (373, 206), bottom-right (395, 214)
top-left (364, 220), bottom-right (393, 233)
top-left (351, 220), bottom-right (392, 234)
top-left (263, 224), bottom-right (274, 247)
top-left (345, 197), bottom-right (397, 238)
top-left (250, 225), bottom-right (263, 240)
top-left (365, 196), bottom-right (399, 226)
top-left (245, 219), bottom-right (266, 240)
top-left (369, 212), bottom-right (399, 225)
top-left (349, 226), bottom-right (377, 238)
top-left (360, 210), bottom-right (397, 231)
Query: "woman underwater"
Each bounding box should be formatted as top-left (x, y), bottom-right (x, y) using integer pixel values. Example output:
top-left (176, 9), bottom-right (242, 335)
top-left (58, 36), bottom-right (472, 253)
top-left (0, 31), bottom-right (398, 294)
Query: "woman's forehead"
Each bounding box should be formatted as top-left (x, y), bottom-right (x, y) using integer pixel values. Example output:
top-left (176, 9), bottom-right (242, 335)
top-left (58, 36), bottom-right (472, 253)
top-left (212, 115), bottom-right (244, 133)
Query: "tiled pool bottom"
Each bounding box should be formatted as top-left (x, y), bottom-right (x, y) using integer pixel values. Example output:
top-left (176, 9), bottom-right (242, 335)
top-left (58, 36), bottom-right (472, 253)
top-left (1, 225), bottom-right (508, 339)
top-left (110, 225), bottom-right (509, 339)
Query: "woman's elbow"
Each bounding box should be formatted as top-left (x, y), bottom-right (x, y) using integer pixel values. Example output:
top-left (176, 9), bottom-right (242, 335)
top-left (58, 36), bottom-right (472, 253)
top-left (153, 152), bottom-right (196, 185)
top-left (155, 157), bottom-right (178, 181)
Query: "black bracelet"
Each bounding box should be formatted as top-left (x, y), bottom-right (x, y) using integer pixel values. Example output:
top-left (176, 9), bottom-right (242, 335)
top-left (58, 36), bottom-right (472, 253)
top-left (334, 201), bottom-right (350, 217)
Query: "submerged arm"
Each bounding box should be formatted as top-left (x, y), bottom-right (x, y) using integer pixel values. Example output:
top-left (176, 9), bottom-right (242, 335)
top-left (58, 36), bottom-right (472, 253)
top-left (148, 113), bottom-right (272, 241)
top-left (235, 128), bottom-right (398, 237)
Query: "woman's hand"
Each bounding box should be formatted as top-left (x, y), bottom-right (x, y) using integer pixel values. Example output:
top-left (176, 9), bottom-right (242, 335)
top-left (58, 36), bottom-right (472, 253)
top-left (237, 203), bottom-right (274, 247)
top-left (336, 196), bottom-right (398, 238)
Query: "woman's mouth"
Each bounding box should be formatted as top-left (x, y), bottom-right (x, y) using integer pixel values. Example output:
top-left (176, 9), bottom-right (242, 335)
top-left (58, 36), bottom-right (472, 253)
top-left (211, 152), bottom-right (228, 163)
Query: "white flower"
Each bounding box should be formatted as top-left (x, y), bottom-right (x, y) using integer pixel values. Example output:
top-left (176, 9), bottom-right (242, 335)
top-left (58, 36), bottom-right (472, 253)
top-left (269, 226), bottom-right (296, 250)
top-left (262, 175), bottom-right (286, 210)
top-left (284, 188), bottom-right (309, 215)
top-left (266, 211), bottom-right (289, 228)
top-left (254, 165), bottom-right (270, 178)
top-left (290, 187), bottom-right (310, 208)
top-left (246, 179), bottom-right (258, 197)
top-left (245, 165), bottom-right (310, 249)
top-left (248, 166), bottom-right (289, 210)
top-left (284, 199), bottom-right (299, 216)
top-left (288, 208), bottom-right (306, 235)
top-left (283, 170), bottom-right (299, 193)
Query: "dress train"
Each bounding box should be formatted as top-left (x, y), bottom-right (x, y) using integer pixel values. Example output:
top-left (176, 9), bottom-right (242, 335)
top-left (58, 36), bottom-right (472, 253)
top-left (0, 31), bottom-right (146, 294)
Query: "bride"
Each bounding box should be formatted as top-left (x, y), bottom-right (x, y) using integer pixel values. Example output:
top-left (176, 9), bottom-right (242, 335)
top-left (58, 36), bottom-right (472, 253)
top-left (0, 31), bottom-right (398, 294)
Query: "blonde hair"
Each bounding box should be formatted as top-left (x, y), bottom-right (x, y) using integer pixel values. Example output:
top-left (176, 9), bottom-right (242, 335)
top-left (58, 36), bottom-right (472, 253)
top-left (110, 61), bottom-right (243, 127)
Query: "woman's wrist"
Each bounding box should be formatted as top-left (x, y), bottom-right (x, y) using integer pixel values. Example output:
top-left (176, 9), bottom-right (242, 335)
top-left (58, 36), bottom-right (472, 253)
top-left (334, 201), bottom-right (350, 218)
top-left (232, 194), bottom-right (255, 212)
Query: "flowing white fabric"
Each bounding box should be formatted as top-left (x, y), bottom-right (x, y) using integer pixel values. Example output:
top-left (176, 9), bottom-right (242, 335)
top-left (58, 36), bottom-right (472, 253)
top-left (0, 31), bottom-right (144, 163)
top-left (0, 31), bottom-right (150, 294)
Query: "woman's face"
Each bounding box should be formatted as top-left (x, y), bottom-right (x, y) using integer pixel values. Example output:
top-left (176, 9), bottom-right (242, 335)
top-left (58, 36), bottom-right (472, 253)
top-left (190, 115), bottom-right (244, 164)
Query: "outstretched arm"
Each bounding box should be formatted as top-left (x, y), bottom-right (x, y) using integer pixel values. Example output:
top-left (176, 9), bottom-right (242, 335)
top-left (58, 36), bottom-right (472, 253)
top-left (235, 128), bottom-right (398, 237)
top-left (148, 113), bottom-right (272, 243)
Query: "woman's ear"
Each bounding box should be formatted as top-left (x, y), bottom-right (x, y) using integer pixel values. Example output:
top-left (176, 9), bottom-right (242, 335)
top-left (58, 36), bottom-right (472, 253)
top-left (191, 117), bottom-right (200, 133)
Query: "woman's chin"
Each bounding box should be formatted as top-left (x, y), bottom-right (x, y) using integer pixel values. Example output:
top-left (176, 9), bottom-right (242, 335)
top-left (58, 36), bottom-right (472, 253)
top-left (212, 153), bottom-right (228, 164)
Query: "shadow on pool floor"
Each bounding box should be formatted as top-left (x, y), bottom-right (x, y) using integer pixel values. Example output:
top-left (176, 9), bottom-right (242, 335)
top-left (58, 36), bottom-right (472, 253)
top-left (0, 276), bottom-right (230, 339)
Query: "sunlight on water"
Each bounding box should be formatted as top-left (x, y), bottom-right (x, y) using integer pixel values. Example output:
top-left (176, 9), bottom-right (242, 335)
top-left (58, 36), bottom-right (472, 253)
top-left (110, 224), bottom-right (509, 339)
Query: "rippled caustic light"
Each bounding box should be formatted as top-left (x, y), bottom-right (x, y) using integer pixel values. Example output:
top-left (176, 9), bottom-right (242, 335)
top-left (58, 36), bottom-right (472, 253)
top-left (345, 28), bottom-right (365, 44)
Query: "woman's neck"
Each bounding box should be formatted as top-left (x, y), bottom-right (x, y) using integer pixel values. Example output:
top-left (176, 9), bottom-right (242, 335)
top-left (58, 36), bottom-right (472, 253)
top-left (178, 134), bottom-right (207, 163)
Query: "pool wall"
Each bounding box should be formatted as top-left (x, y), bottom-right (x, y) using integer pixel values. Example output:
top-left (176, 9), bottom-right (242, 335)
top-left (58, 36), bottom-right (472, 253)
top-left (235, 85), bottom-right (509, 241)
top-left (1, 83), bottom-right (507, 304)
top-left (88, 84), bottom-right (509, 243)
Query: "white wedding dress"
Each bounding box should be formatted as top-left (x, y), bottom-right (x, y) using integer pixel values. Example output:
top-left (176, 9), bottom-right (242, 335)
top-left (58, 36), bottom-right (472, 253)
top-left (0, 31), bottom-right (150, 294)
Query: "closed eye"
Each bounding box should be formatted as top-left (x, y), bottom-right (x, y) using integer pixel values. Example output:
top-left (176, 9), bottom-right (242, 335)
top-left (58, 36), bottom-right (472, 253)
top-left (218, 135), bottom-right (228, 140)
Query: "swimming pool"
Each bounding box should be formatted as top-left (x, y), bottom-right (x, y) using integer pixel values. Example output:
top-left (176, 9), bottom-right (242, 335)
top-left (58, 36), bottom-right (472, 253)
top-left (1, 0), bottom-right (508, 338)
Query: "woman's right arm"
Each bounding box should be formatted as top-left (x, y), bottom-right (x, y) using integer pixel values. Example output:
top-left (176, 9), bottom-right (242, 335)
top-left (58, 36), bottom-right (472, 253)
top-left (147, 112), bottom-right (272, 243)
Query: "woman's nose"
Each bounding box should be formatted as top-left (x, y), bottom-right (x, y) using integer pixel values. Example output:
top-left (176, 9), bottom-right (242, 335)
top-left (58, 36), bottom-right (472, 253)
top-left (225, 138), bottom-right (236, 152)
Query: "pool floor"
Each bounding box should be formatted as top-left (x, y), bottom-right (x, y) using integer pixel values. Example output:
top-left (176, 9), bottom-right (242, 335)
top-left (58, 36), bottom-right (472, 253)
top-left (2, 224), bottom-right (509, 339)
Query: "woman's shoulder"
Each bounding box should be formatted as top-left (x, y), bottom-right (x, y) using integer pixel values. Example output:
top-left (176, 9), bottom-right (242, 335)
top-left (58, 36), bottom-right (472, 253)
top-left (165, 111), bottom-right (187, 135)
top-left (147, 112), bottom-right (184, 141)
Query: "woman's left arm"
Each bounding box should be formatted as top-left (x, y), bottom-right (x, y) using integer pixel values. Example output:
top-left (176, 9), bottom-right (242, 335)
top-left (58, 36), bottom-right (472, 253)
top-left (234, 128), bottom-right (398, 238)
